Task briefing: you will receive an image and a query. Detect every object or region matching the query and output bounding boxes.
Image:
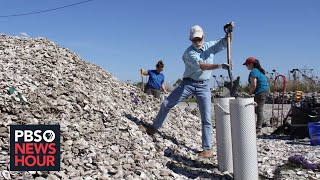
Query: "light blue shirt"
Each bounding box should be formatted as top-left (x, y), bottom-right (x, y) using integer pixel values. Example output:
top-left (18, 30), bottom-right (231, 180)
top-left (248, 68), bottom-right (270, 94)
top-left (182, 38), bottom-right (227, 81)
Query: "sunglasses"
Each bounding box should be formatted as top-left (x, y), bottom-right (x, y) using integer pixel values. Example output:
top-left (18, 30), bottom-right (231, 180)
top-left (192, 37), bottom-right (203, 42)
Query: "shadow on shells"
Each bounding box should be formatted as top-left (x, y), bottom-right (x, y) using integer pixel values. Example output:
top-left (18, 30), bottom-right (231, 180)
top-left (124, 113), bottom-right (198, 153)
top-left (163, 147), bottom-right (217, 168)
top-left (165, 161), bottom-right (223, 179)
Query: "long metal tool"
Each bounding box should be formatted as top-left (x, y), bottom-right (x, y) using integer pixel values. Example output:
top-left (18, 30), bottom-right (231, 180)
top-left (141, 74), bottom-right (144, 91)
top-left (226, 32), bottom-right (233, 82)
top-left (221, 23), bottom-right (240, 97)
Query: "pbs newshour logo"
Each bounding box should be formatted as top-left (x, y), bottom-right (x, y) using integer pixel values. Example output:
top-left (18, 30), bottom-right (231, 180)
top-left (10, 125), bottom-right (60, 171)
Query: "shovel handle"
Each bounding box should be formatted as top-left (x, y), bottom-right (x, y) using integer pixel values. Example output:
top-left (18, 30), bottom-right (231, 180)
top-left (227, 32), bottom-right (232, 70)
top-left (226, 32), bottom-right (233, 82)
top-left (141, 75), bottom-right (144, 91)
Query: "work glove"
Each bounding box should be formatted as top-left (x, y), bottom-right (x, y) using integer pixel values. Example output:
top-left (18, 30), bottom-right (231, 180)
top-left (218, 63), bottom-right (229, 70)
top-left (224, 22), bottom-right (235, 33)
top-left (140, 68), bottom-right (145, 75)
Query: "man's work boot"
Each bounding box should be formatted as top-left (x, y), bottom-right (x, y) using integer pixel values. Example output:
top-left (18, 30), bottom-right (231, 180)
top-left (146, 126), bottom-right (157, 135)
top-left (138, 125), bottom-right (157, 135)
top-left (198, 150), bottom-right (213, 158)
top-left (139, 125), bottom-right (157, 135)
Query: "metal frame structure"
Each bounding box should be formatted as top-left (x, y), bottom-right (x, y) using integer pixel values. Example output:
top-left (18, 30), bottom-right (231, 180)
top-left (271, 75), bottom-right (287, 127)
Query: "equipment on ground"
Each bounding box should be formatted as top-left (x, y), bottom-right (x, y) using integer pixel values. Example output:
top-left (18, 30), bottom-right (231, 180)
top-left (271, 75), bottom-right (287, 127)
top-left (272, 90), bottom-right (320, 139)
top-left (271, 74), bottom-right (320, 139)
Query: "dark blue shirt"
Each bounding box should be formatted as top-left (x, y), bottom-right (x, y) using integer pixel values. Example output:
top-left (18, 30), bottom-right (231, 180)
top-left (248, 68), bottom-right (269, 94)
top-left (146, 70), bottom-right (164, 90)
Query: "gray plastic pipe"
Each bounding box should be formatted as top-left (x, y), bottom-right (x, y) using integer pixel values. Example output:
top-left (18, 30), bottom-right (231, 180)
top-left (214, 97), bottom-right (235, 173)
top-left (229, 97), bottom-right (258, 180)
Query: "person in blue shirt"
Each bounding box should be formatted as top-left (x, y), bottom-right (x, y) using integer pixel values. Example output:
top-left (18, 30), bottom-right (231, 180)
top-left (141, 60), bottom-right (167, 99)
top-left (243, 57), bottom-right (270, 134)
top-left (144, 23), bottom-right (233, 158)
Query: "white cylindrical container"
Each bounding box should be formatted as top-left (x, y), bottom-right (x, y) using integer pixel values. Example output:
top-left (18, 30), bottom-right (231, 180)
top-left (214, 97), bottom-right (235, 173)
top-left (229, 97), bottom-right (258, 180)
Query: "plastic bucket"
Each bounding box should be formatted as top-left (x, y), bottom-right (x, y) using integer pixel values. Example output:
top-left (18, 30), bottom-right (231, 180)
top-left (229, 98), bottom-right (258, 180)
top-left (214, 97), bottom-right (235, 173)
top-left (308, 122), bottom-right (320, 146)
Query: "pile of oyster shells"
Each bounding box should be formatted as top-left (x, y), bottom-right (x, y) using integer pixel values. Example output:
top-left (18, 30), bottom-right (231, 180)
top-left (0, 34), bottom-right (319, 179)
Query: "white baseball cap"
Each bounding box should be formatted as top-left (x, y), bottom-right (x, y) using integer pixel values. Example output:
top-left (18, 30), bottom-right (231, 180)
top-left (190, 25), bottom-right (204, 39)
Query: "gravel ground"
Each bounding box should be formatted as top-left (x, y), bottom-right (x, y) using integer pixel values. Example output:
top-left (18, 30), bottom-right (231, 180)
top-left (176, 102), bottom-right (320, 179)
top-left (1, 34), bottom-right (319, 180)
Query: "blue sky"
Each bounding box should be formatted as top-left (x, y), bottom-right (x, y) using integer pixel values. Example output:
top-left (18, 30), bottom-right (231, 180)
top-left (1, 0), bottom-right (319, 88)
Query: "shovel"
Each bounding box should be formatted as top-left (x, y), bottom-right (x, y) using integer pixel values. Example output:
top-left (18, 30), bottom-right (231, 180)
top-left (221, 23), bottom-right (240, 97)
top-left (140, 68), bottom-right (145, 92)
top-left (141, 74), bottom-right (144, 92)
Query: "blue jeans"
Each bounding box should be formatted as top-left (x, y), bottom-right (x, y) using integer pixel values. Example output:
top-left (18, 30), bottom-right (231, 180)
top-left (152, 79), bottom-right (212, 150)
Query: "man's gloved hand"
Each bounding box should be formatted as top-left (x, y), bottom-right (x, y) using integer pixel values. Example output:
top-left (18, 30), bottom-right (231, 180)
top-left (218, 63), bottom-right (229, 70)
top-left (224, 22), bottom-right (235, 33)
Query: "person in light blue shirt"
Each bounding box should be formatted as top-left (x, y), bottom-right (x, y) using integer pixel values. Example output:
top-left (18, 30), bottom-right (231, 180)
top-left (145, 23), bottom-right (233, 158)
top-left (243, 57), bottom-right (270, 133)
